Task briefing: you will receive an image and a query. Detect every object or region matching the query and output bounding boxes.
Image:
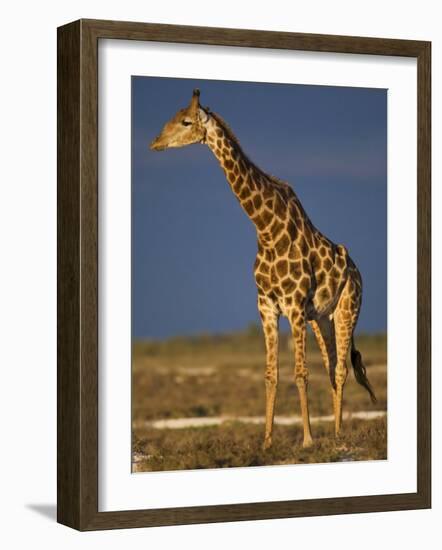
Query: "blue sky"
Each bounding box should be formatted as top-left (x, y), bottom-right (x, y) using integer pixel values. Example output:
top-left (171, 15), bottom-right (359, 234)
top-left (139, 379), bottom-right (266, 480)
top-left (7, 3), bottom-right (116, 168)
top-left (132, 77), bottom-right (387, 339)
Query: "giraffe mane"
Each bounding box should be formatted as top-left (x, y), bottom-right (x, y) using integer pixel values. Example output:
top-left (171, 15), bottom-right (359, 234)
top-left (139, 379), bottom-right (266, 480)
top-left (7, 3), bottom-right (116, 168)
top-left (209, 111), bottom-right (246, 152)
top-left (209, 110), bottom-right (298, 203)
top-left (210, 111), bottom-right (283, 183)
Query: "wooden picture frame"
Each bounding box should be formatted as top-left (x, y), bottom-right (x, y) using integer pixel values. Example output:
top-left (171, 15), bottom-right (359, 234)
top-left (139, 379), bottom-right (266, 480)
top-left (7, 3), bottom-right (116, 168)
top-left (57, 18), bottom-right (431, 531)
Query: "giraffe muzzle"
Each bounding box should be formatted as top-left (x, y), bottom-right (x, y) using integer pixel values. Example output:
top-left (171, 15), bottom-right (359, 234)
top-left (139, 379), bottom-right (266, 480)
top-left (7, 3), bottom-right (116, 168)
top-left (150, 137), bottom-right (166, 151)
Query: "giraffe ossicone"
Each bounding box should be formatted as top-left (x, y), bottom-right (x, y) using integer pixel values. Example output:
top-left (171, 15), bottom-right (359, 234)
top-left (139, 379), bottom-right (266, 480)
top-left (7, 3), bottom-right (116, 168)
top-left (150, 90), bottom-right (376, 450)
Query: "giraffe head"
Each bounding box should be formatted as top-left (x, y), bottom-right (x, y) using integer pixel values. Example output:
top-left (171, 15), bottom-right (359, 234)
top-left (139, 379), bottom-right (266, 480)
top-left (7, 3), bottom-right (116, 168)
top-left (150, 89), bottom-right (209, 151)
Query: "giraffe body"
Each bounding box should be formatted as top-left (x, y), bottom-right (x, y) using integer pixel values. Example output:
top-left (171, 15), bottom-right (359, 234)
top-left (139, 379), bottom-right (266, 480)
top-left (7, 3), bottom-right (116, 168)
top-left (150, 90), bottom-right (376, 449)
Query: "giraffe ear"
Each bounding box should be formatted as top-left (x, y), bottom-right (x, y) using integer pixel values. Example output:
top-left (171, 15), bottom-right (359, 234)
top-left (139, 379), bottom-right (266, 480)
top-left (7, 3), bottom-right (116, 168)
top-left (198, 108), bottom-right (209, 124)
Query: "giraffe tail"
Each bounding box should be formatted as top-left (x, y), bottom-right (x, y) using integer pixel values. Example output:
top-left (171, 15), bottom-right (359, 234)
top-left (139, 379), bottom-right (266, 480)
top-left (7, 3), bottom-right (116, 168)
top-left (350, 336), bottom-right (377, 404)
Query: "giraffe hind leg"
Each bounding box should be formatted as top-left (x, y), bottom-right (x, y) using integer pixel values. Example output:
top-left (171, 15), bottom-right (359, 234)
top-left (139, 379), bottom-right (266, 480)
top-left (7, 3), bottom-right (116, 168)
top-left (333, 274), bottom-right (364, 436)
top-left (309, 318), bottom-right (338, 418)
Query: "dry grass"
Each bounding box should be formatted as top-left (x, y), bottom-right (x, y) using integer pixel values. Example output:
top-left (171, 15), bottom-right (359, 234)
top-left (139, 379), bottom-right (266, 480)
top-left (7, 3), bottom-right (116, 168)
top-left (132, 327), bottom-right (387, 472)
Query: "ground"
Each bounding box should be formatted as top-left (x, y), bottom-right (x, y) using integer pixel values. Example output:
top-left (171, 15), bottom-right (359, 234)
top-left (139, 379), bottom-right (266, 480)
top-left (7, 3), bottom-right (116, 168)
top-left (132, 327), bottom-right (387, 472)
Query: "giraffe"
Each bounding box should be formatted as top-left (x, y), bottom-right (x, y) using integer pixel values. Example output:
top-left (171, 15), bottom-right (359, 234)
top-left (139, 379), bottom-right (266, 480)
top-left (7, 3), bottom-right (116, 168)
top-left (150, 89), bottom-right (377, 449)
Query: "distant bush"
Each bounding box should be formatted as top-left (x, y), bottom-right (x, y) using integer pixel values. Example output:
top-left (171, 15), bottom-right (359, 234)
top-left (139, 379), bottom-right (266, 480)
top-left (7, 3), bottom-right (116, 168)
top-left (132, 327), bottom-right (386, 358)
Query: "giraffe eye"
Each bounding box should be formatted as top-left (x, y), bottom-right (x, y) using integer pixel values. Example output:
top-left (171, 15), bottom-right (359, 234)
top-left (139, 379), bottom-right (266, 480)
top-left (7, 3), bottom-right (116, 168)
top-left (182, 120), bottom-right (192, 126)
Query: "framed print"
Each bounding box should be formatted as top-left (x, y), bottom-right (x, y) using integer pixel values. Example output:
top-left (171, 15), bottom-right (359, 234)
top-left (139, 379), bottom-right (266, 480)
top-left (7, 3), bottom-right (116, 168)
top-left (57, 19), bottom-right (431, 530)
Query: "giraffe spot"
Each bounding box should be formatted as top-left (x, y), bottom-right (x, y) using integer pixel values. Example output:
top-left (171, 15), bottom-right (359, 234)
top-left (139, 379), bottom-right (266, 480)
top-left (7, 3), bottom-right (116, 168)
top-left (282, 278), bottom-right (296, 293)
top-left (299, 237), bottom-right (309, 256)
top-left (259, 209), bottom-right (274, 228)
top-left (274, 188), bottom-right (284, 200)
top-left (276, 260), bottom-right (288, 277)
top-left (290, 202), bottom-right (301, 219)
top-left (250, 179), bottom-right (262, 197)
top-left (328, 275), bottom-right (337, 296)
top-left (263, 185), bottom-right (273, 200)
top-left (257, 233), bottom-right (268, 249)
top-left (216, 139), bottom-right (222, 148)
top-left (270, 219), bottom-right (284, 239)
top-left (226, 171), bottom-right (237, 184)
top-left (260, 262), bottom-right (270, 275)
top-left (316, 270), bottom-right (326, 286)
top-left (265, 199), bottom-right (274, 209)
top-left (290, 246), bottom-right (301, 260)
top-left (265, 358), bottom-right (277, 370)
top-left (257, 179), bottom-right (265, 193)
top-left (216, 129), bottom-right (223, 137)
top-left (336, 255), bottom-right (346, 270)
top-left (255, 274), bottom-right (271, 292)
top-left (299, 276), bottom-right (310, 293)
top-left (254, 216), bottom-right (266, 231)
top-left (233, 164), bottom-right (239, 176)
top-left (276, 187), bottom-right (288, 202)
top-left (319, 287), bottom-right (330, 302)
top-left (337, 244), bottom-right (348, 257)
top-left (304, 226), bottom-right (314, 247)
top-left (248, 177), bottom-right (257, 191)
top-left (340, 310), bottom-right (350, 322)
top-left (302, 258), bottom-right (311, 274)
top-left (233, 175), bottom-right (244, 192)
top-left (243, 200), bottom-right (254, 216)
top-left (253, 195), bottom-right (262, 210)
top-left (239, 186), bottom-right (251, 200)
top-left (319, 246), bottom-right (327, 257)
top-left (223, 147), bottom-right (230, 157)
top-left (273, 286), bottom-right (282, 298)
top-left (290, 261), bottom-right (303, 279)
top-left (323, 258), bottom-right (332, 271)
top-left (274, 195), bottom-right (287, 220)
top-left (310, 250), bottom-right (321, 270)
top-left (275, 233), bottom-right (290, 255)
top-left (233, 180), bottom-right (243, 194)
top-left (224, 159), bottom-right (234, 170)
top-left (263, 248), bottom-right (275, 262)
top-left (294, 290), bottom-right (304, 304)
top-left (239, 161), bottom-right (246, 175)
top-left (285, 296), bottom-right (293, 306)
top-left (287, 221), bottom-right (297, 240)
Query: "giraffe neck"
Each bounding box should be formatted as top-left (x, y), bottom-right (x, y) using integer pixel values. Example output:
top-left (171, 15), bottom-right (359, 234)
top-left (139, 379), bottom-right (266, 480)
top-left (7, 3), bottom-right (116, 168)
top-left (204, 111), bottom-right (307, 247)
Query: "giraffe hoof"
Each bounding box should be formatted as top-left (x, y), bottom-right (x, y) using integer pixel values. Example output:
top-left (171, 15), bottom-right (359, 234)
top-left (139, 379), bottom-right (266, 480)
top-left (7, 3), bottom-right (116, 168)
top-left (302, 436), bottom-right (314, 449)
top-left (262, 438), bottom-right (272, 451)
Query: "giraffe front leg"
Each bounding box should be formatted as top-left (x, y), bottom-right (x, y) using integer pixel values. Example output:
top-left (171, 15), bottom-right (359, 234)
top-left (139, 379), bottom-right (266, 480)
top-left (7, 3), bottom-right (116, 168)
top-left (258, 294), bottom-right (280, 450)
top-left (290, 311), bottom-right (313, 448)
top-left (309, 318), bottom-right (338, 421)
